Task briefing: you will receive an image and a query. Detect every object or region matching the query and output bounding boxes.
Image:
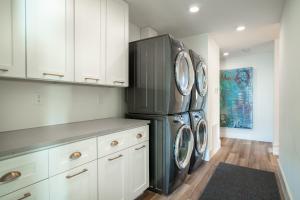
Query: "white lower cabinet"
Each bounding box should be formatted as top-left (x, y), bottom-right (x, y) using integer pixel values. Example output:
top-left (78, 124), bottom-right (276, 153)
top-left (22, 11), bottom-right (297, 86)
top-left (49, 160), bottom-right (97, 200)
top-left (128, 142), bottom-right (149, 199)
top-left (98, 140), bottom-right (149, 200)
top-left (98, 150), bottom-right (128, 200)
top-left (0, 180), bottom-right (49, 200)
top-left (0, 126), bottom-right (149, 200)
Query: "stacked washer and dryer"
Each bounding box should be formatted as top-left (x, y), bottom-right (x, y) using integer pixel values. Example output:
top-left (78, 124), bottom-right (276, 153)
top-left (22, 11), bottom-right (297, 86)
top-left (127, 35), bottom-right (208, 195)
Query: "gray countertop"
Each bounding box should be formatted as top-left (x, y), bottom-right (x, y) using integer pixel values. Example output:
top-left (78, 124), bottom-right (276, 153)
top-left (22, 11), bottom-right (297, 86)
top-left (0, 118), bottom-right (150, 161)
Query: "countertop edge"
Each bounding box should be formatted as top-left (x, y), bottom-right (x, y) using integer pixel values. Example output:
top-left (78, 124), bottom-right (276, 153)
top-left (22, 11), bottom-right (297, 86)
top-left (0, 120), bottom-right (150, 161)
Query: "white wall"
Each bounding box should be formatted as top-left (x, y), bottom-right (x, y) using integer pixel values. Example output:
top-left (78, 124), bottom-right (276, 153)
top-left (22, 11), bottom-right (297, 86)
top-left (129, 23), bottom-right (141, 42)
top-left (181, 33), bottom-right (221, 159)
top-left (220, 42), bottom-right (275, 142)
top-left (0, 79), bottom-right (126, 132)
top-left (278, 0), bottom-right (300, 199)
top-left (273, 39), bottom-right (280, 155)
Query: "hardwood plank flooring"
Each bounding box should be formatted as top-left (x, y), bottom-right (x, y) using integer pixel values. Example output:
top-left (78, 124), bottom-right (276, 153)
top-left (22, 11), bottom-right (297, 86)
top-left (139, 138), bottom-right (286, 200)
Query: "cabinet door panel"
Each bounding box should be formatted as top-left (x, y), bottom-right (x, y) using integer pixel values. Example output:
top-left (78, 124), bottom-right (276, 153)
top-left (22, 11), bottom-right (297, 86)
top-left (106, 0), bottom-right (129, 87)
top-left (0, 180), bottom-right (49, 200)
top-left (75, 0), bottom-right (106, 84)
top-left (0, 0), bottom-right (25, 78)
top-left (128, 142), bottom-right (149, 199)
top-left (49, 160), bottom-right (97, 200)
top-left (98, 150), bottom-right (128, 200)
top-left (26, 0), bottom-right (74, 81)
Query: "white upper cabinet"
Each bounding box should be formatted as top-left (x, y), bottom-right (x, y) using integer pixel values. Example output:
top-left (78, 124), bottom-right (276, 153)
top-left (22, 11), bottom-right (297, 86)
top-left (106, 0), bottom-right (129, 87)
top-left (74, 0), bottom-right (106, 84)
top-left (0, 0), bottom-right (25, 78)
top-left (26, 0), bottom-right (74, 82)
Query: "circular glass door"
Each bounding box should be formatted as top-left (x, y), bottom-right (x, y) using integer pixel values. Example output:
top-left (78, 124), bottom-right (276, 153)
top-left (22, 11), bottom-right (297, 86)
top-left (195, 62), bottom-right (208, 97)
top-left (175, 51), bottom-right (195, 96)
top-left (195, 119), bottom-right (208, 154)
top-left (174, 125), bottom-right (194, 169)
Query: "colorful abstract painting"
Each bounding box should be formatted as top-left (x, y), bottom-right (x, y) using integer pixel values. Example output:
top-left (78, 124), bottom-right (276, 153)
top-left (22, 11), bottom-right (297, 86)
top-left (220, 67), bottom-right (253, 129)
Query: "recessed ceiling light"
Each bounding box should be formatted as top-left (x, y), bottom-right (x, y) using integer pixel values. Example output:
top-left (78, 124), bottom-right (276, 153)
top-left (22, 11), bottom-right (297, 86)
top-left (223, 52), bottom-right (229, 57)
top-left (189, 6), bottom-right (199, 13)
top-left (236, 26), bottom-right (246, 32)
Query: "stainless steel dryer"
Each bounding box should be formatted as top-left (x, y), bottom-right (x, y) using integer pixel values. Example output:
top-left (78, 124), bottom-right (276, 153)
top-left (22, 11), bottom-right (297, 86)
top-left (189, 50), bottom-right (208, 111)
top-left (189, 110), bottom-right (208, 173)
top-left (127, 34), bottom-right (195, 115)
top-left (127, 112), bottom-right (194, 195)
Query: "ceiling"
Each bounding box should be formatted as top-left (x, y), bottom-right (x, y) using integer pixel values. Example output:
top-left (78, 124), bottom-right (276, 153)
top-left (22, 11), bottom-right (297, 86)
top-left (127, 0), bottom-right (285, 51)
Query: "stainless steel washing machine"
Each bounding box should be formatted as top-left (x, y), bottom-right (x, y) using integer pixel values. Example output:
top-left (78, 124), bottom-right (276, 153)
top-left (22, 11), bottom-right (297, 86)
top-left (127, 34), bottom-right (195, 115)
top-left (189, 110), bottom-right (208, 173)
top-left (189, 50), bottom-right (208, 111)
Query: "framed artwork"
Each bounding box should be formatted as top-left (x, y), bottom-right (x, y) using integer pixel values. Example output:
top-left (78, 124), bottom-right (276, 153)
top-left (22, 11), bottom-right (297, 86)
top-left (220, 67), bottom-right (253, 129)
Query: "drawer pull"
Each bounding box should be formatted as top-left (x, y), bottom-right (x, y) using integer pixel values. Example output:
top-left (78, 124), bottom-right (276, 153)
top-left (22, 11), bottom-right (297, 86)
top-left (135, 145), bottom-right (146, 151)
top-left (108, 154), bottom-right (123, 161)
top-left (0, 68), bottom-right (8, 72)
top-left (66, 169), bottom-right (88, 179)
top-left (43, 72), bottom-right (64, 77)
top-left (85, 77), bottom-right (99, 81)
top-left (113, 81), bottom-right (125, 84)
top-left (0, 171), bottom-right (21, 184)
top-left (69, 152), bottom-right (82, 160)
top-left (136, 133), bottom-right (143, 139)
top-left (17, 192), bottom-right (31, 200)
top-left (110, 140), bottom-right (119, 147)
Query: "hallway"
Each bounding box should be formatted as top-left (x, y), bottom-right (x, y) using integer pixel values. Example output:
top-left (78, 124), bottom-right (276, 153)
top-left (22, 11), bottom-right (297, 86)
top-left (141, 138), bottom-right (285, 200)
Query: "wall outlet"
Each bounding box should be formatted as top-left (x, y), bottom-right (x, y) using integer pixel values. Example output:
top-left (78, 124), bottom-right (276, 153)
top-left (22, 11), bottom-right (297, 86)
top-left (34, 93), bottom-right (43, 105)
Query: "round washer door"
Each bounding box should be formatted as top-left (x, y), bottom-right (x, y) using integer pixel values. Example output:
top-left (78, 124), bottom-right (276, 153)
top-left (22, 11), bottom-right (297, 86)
top-left (174, 124), bottom-right (194, 169)
top-left (195, 119), bottom-right (208, 155)
top-left (175, 51), bottom-right (195, 96)
top-left (195, 61), bottom-right (208, 97)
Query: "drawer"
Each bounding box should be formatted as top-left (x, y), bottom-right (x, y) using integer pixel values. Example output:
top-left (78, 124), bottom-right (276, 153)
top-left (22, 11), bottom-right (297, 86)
top-left (128, 126), bottom-right (149, 146)
top-left (0, 151), bottom-right (48, 196)
top-left (98, 131), bottom-right (130, 158)
top-left (0, 179), bottom-right (49, 200)
top-left (97, 126), bottom-right (149, 158)
top-left (49, 138), bottom-right (97, 176)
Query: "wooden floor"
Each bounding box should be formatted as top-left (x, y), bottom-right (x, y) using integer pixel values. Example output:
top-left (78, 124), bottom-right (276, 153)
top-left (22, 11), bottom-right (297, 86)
top-left (140, 138), bottom-right (285, 200)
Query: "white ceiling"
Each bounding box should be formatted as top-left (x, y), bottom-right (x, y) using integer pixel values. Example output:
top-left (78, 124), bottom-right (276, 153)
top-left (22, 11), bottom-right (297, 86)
top-left (127, 0), bottom-right (285, 51)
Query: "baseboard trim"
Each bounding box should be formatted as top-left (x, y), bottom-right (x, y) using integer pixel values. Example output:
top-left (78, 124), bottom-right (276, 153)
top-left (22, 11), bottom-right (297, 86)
top-left (277, 159), bottom-right (293, 200)
top-left (273, 145), bottom-right (279, 156)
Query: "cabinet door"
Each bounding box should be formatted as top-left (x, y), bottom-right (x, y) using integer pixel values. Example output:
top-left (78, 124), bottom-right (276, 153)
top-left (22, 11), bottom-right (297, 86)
top-left (98, 150), bottom-right (128, 200)
top-left (74, 0), bottom-right (106, 84)
top-left (49, 160), bottom-right (97, 200)
top-left (0, 180), bottom-right (49, 200)
top-left (26, 0), bottom-right (74, 81)
top-left (128, 142), bottom-right (149, 199)
top-left (106, 0), bottom-right (129, 87)
top-left (0, 0), bottom-right (25, 78)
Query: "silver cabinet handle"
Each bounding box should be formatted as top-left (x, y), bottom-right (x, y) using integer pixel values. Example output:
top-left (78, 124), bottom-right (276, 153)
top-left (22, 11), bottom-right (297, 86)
top-left (69, 152), bottom-right (82, 160)
top-left (17, 193), bottom-right (31, 200)
top-left (66, 169), bottom-right (88, 179)
top-left (108, 154), bottom-right (123, 161)
top-left (135, 145), bottom-right (146, 151)
top-left (0, 69), bottom-right (8, 72)
top-left (136, 133), bottom-right (143, 139)
top-left (85, 77), bottom-right (99, 81)
top-left (114, 81), bottom-right (125, 84)
top-left (0, 171), bottom-right (21, 184)
top-left (43, 72), bottom-right (64, 77)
